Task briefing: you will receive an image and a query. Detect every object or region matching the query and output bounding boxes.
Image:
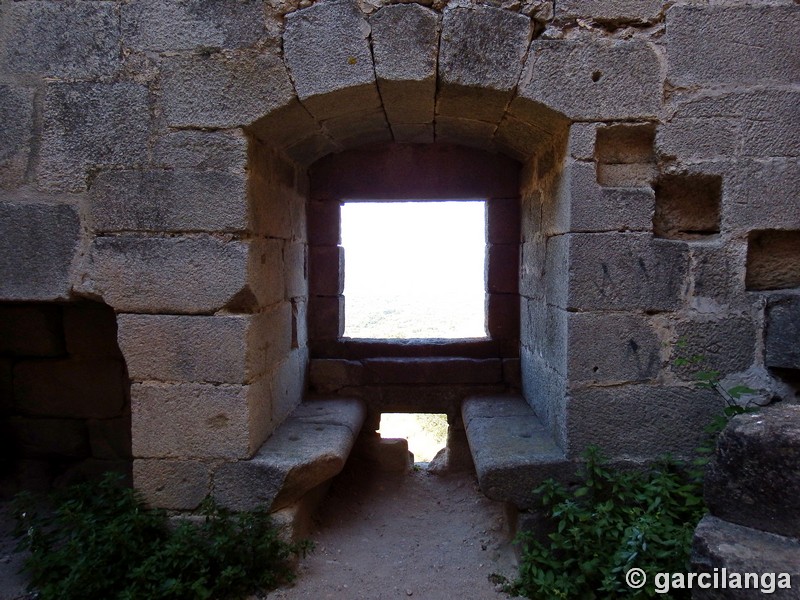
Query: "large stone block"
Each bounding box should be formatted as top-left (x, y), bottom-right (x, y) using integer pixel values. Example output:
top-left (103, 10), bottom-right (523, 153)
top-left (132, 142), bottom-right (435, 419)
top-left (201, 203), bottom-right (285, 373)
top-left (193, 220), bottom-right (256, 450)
top-left (0, 85), bottom-right (34, 189)
top-left (90, 170), bottom-right (248, 233)
top-left (118, 312), bottom-right (289, 384)
top-left (724, 159), bottom-right (800, 232)
top-left (0, 202), bottom-right (80, 301)
top-left (0, 304), bottom-right (64, 356)
top-left (692, 515), bottom-right (800, 598)
top-left (659, 90), bottom-right (800, 161)
top-left (567, 385), bottom-right (724, 459)
top-left (131, 382), bottom-right (252, 459)
top-left (567, 313), bottom-right (660, 386)
top-left (0, 1), bottom-right (120, 78)
top-left (672, 315), bottom-right (756, 381)
top-left (269, 348), bottom-right (308, 427)
top-left (161, 50), bottom-right (295, 128)
top-left (557, 160), bottom-right (654, 233)
top-left (765, 296), bottom-right (800, 370)
top-left (121, 0), bottom-right (266, 51)
top-left (565, 233), bottom-right (690, 312)
top-left (666, 5), bottom-right (800, 87)
top-left (14, 358), bottom-right (125, 419)
top-left (438, 7), bottom-right (531, 123)
top-left (371, 4), bottom-right (438, 126)
top-left (134, 459), bottom-right (211, 511)
top-left (320, 109), bottom-right (391, 148)
top-left (153, 130), bottom-right (248, 171)
top-left (40, 83), bottom-right (149, 192)
top-left (86, 235), bottom-right (275, 314)
top-left (556, 0), bottom-right (664, 24)
top-left (519, 39), bottom-right (661, 121)
top-left (283, 0), bottom-right (380, 121)
top-left (704, 405), bottom-right (800, 539)
top-left (249, 140), bottom-right (303, 240)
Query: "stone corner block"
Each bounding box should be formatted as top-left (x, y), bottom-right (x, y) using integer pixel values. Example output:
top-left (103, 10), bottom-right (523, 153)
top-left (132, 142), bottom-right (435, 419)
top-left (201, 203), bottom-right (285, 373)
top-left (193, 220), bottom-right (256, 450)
top-left (86, 235), bottom-right (268, 314)
top-left (134, 459), bottom-right (211, 511)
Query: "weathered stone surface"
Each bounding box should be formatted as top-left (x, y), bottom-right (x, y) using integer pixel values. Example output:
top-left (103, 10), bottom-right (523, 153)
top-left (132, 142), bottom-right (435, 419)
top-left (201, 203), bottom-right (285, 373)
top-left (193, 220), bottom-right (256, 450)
top-left (673, 316), bottom-right (756, 381)
top-left (692, 515), bottom-right (800, 598)
top-left (161, 51), bottom-right (295, 128)
top-left (567, 313), bottom-right (660, 385)
top-left (0, 202), bottom-right (80, 301)
top-left (283, 0), bottom-right (380, 121)
top-left (63, 303), bottom-right (123, 359)
top-left (269, 348), bottom-right (308, 428)
top-left (40, 83), bottom-right (149, 192)
top-left (746, 230), bottom-right (800, 291)
top-left (309, 246), bottom-right (343, 296)
top-left (725, 159), bottom-right (800, 232)
top-left (0, 1), bottom-right (120, 78)
top-left (121, 0), bottom-right (266, 51)
top-left (519, 40), bottom-right (661, 121)
top-left (556, 0), bottom-right (664, 24)
top-left (558, 160), bottom-right (655, 233)
top-left (659, 90), bottom-right (800, 161)
top-left (438, 7), bottom-right (531, 122)
top-left (463, 395), bottom-right (568, 508)
top-left (0, 85), bottom-right (34, 188)
top-left (435, 116), bottom-right (497, 152)
top-left (565, 233), bottom-right (690, 312)
top-left (90, 170), bottom-right (248, 233)
top-left (765, 296), bottom-right (800, 370)
top-left (309, 359), bottom-right (365, 394)
top-left (667, 5), bottom-right (800, 87)
top-left (14, 358), bottom-right (125, 419)
top-left (689, 242), bottom-right (747, 310)
top-left (320, 108), bottom-right (391, 148)
top-left (371, 4), bottom-right (438, 125)
top-left (284, 242), bottom-right (308, 300)
top-left (487, 244), bottom-right (518, 294)
top-left (567, 122), bottom-right (598, 161)
top-left (134, 459), bottom-right (211, 511)
top-left (353, 432), bottom-right (411, 472)
top-left (213, 398), bottom-right (365, 511)
top-left (567, 385), bottom-right (724, 459)
top-left (153, 130), bottom-right (248, 171)
top-left (654, 173), bottom-right (721, 240)
top-left (705, 405), bottom-right (800, 539)
top-left (131, 382), bottom-right (252, 460)
top-left (362, 358), bottom-right (503, 385)
top-left (86, 235), bottom-right (268, 314)
top-left (0, 304), bottom-right (64, 356)
top-left (118, 311), bottom-right (290, 384)
top-left (308, 295), bottom-right (344, 340)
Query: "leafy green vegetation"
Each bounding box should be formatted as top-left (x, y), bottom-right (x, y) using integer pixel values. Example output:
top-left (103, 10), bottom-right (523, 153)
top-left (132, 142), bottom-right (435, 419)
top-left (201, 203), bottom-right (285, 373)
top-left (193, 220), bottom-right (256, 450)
top-left (511, 447), bottom-right (706, 599)
top-left (12, 474), bottom-right (310, 600)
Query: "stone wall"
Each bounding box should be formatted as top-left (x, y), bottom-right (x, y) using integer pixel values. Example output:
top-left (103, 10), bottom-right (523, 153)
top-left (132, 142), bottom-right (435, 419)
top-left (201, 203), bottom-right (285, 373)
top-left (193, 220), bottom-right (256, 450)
top-left (0, 302), bottom-right (130, 494)
top-left (0, 0), bottom-right (797, 506)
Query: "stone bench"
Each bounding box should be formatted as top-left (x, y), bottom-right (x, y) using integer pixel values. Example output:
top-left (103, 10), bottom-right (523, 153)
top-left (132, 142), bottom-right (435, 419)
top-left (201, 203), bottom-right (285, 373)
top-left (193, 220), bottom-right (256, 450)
top-left (462, 395), bottom-right (568, 509)
top-left (212, 398), bottom-right (366, 514)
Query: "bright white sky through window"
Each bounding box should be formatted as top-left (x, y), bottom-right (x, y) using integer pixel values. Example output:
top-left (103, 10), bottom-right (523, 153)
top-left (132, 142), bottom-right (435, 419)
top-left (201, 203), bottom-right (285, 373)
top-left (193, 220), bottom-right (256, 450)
top-left (341, 200), bottom-right (486, 339)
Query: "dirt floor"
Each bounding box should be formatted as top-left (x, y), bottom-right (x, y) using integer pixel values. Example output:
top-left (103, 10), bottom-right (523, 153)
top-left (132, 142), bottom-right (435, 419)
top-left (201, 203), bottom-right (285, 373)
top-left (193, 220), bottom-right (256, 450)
top-left (264, 463), bottom-right (519, 600)
top-left (0, 464), bottom-right (519, 600)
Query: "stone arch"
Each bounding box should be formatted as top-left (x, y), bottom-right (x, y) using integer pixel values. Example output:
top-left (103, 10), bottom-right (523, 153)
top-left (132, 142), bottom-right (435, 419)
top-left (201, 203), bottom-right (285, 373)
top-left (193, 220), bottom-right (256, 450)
top-left (92, 0), bottom-right (676, 508)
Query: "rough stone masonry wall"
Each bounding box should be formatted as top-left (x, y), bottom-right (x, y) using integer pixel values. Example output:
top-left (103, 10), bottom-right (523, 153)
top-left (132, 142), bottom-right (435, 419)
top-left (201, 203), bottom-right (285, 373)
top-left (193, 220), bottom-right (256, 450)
top-left (0, 0), bottom-right (798, 507)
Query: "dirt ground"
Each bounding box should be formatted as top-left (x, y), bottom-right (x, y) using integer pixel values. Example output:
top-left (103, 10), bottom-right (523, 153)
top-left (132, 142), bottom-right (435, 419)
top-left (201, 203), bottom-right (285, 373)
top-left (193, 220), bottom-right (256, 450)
top-left (264, 463), bottom-right (519, 600)
top-left (0, 464), bottom-right (519, 600)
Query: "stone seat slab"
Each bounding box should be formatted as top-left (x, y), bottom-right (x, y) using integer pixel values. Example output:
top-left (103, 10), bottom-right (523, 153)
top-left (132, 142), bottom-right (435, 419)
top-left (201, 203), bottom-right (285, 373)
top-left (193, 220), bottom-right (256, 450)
top-left (213, 398), bottom-right (365, 511)
top-left (463, 395), bottom-right (568, 509)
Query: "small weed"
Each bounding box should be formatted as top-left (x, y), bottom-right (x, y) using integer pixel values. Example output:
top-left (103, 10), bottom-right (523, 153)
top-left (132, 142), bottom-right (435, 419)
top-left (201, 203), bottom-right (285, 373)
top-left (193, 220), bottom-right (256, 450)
top-left (12, 473), bottom-right (310, 600)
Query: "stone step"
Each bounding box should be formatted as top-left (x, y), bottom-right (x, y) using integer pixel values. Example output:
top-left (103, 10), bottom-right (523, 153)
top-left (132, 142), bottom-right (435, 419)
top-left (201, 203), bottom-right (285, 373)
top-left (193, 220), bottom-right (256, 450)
top-left (692, 515), bottom-right (800, 598)
top-left (462, 395), bottom-right (568, 509)
top-left (212, 398), bottom-right (366, 511)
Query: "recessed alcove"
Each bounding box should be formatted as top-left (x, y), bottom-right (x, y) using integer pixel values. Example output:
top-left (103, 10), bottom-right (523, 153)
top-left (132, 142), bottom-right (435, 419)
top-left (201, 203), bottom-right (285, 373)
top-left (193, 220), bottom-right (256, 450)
top-left (595, 123), bottom-right (656, 187)
top-left (747, 230), bottom-right (800, 290)
top-left (653, 174), bottom-right (722, 240)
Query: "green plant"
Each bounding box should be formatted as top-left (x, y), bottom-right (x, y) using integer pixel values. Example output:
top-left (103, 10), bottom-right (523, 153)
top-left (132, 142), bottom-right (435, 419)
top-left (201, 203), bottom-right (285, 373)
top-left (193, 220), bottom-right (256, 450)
top-left (12, 473), bottom-right (311, 600)
top-left (511, 447), bottom-right (705, 599)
